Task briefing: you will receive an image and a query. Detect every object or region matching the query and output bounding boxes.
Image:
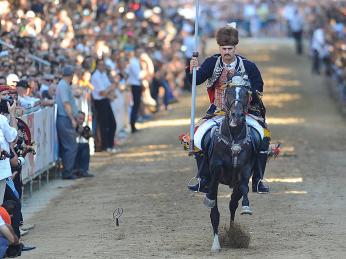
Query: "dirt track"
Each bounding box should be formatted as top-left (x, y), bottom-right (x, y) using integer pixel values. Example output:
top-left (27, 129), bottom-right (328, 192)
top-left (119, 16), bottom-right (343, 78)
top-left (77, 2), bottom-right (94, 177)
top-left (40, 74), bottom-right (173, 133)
top-left (22, 39), bottom-right (346, 259)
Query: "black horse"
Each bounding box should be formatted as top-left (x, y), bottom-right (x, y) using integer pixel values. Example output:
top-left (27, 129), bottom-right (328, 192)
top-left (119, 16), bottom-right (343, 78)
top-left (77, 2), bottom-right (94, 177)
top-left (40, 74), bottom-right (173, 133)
top-left (200, 85), bottom-right (262, 252)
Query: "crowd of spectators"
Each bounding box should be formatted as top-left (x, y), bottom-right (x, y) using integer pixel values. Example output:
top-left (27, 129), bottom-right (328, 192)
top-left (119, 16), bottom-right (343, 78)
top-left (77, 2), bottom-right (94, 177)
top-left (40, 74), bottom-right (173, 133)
top-left (319, 2), bottom-right (346, 104)
top-left (282, 1), bottom-right (346, 105)
top-left (1, 0), bottom-right (346, 256)
top-left (0, 0), bottom-right (202, 256)
top-left (0, 0), bottom-right (198, 149)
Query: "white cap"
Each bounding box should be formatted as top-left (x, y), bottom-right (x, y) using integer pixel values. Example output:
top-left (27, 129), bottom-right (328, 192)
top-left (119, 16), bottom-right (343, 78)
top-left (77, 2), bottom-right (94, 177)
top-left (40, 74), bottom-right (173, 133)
top-left (6, 73), bottom-right (20, 86)
top-left (26, 10), bottom-right (36, 18)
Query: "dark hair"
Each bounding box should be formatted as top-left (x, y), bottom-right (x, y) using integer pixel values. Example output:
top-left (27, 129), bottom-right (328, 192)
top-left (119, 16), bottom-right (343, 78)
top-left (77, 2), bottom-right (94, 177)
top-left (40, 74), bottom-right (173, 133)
top-left (216, 26), bottom-right (239, 46)
top-left (95, 58), bottom-right (105, 67)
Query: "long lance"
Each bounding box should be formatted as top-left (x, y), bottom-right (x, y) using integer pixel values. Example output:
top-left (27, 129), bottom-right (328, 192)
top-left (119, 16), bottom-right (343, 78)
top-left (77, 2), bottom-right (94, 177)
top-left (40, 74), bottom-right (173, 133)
top-left (189, 0), bottom-right (200, 155)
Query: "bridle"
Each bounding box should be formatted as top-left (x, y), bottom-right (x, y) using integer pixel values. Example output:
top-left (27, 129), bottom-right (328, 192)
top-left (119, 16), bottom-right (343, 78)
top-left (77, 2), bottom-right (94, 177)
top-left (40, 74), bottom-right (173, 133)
top-left (214, 85), bottom-right (252, 168)
top-left (225, 85), bottom-right (251, 119)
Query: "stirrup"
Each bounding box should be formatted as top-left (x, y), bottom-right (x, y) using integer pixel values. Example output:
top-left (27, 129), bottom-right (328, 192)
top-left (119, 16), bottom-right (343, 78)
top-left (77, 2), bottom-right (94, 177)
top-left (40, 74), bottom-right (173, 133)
top-left (255, 178), bottom-right (269, 194)
top-left (188, 176), bottom-right (201, 193)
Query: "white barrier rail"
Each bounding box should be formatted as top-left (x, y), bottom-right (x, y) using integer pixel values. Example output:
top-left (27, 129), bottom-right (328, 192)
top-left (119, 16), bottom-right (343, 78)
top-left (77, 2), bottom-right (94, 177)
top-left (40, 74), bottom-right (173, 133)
top-left (20, 106), bottom-right (58, 184)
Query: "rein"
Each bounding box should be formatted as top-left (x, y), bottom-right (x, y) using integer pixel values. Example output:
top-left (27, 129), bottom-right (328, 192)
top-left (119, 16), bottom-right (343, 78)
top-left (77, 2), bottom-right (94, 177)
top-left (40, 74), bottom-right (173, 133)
top-left (214, 117), bottom-right (251, 168)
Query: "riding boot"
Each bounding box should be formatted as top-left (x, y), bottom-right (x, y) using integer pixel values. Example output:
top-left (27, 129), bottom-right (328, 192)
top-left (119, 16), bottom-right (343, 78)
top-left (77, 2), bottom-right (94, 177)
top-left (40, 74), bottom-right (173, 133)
top-left (252, 136), bottom-right (270, 193)
top-left (188, 153), bottom-right (210, 193)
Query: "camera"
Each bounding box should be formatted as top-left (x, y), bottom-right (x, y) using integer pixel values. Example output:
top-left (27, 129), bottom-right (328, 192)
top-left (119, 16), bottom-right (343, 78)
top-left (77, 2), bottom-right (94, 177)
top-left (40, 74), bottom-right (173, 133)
top-left (76, 125), bottom-right (93, 140)
top-left (0, 150), bottom-right (11, 160)
top-left (0, 95), bottom-right (14, 114)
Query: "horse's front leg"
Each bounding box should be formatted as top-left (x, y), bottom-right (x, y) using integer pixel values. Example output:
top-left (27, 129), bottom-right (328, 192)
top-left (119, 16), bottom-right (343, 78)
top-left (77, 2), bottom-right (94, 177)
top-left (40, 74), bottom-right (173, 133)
top-left (229, 184), bottom-right (243, 222)
top-left (204, 165), bottom-right (221, 209)
top-left (240, 166), bottom-right (253, 215)
top-left (210, 198), bottom-right (221, 252)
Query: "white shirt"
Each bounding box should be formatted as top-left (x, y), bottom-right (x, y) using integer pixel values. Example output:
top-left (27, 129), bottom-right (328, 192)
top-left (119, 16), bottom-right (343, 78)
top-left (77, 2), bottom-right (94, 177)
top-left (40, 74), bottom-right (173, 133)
top-left (289, 15), bottom-right (304, 33)
top-left (0, 216), bottom-right (4, 226)
top-left (311, 28), bottom-right (327, 57)
top-left (243, 4), bottom-right (256, 19)
top-left (0, 114), bottom-right (17, 180)
top-left (91, 69), bottom-right (111, 100)
top-left (126, 57), bottom-right (142, 86)
top-left (224, 59), bottom-right (237, 71)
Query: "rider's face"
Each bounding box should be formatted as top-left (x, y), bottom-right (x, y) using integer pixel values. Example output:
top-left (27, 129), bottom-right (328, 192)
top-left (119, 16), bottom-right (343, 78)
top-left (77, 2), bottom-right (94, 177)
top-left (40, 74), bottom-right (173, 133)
top-left (219, 45), bottom-right (236, 64)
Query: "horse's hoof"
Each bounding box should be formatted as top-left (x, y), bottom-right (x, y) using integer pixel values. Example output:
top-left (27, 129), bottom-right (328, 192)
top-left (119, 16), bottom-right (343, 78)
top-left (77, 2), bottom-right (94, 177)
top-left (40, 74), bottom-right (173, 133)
top-left (211, 234), bottom-right (221, 252)
top-left (211, 247), bottom-right (221, 253)
top-left (203, 196), bottom-right (216, 208)
top-left (241, 206), bottom-right (253, 215)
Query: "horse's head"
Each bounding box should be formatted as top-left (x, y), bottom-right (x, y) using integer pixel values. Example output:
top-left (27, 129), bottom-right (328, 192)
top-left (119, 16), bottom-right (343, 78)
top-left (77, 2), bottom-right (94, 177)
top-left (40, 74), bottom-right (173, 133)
top-left (224, 85), bottom-right (251, 128)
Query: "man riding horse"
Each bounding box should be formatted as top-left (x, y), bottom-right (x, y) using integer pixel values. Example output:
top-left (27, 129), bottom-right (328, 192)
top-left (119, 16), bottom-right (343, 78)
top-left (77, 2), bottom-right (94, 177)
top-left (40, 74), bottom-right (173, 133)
top-left (186, 25), bottom-right (270, 194)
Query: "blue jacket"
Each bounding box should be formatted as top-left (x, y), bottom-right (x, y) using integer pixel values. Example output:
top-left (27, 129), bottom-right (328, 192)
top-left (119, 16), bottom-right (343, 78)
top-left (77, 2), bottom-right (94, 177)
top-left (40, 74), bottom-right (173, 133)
top-left (186, 54), bottom-right (264, 93)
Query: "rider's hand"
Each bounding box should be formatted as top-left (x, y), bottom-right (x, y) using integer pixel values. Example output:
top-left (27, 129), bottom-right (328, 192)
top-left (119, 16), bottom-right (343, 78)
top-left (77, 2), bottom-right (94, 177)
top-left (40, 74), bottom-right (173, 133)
top-left (189, 57), bottom-right (199, 72)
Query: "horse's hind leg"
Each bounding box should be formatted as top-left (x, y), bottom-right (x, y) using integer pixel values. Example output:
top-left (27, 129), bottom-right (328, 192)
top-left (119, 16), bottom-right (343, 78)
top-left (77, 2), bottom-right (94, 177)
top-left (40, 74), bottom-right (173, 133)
top-left (210, 199), bottom-right (221, 252)
top-left (229, 186), bottom-right (243, 222)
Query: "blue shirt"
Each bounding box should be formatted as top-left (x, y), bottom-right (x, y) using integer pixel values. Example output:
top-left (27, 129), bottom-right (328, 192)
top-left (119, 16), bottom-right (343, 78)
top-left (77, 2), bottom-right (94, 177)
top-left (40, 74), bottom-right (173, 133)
top-left (56, 79), bottom-right (78, 117)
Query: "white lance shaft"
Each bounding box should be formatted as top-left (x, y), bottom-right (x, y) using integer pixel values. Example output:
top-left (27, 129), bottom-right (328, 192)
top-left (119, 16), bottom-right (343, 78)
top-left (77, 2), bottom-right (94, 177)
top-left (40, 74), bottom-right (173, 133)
top-left (189, 0), bottom-right (200, 154)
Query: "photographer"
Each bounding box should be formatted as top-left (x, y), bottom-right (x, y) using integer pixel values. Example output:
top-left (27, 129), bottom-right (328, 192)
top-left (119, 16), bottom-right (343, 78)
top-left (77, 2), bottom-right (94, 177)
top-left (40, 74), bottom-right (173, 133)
top-left (0, 88), bottom-right (18, 205)
top-left (74, 111), bottom-right (93, 178)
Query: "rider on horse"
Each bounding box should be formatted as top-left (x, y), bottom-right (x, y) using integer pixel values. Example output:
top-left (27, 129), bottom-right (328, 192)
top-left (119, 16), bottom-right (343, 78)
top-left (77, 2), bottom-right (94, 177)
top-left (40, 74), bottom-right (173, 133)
top-left (186, 25), bottom-right (270, 193)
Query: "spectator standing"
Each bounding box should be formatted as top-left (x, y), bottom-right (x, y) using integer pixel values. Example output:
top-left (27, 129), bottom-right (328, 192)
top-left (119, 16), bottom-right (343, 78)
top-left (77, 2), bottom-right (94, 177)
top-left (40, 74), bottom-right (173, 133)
top-left (289, 9), bottom-right (305, 55)
top-left (56, 66), bottom-right (79, 180)
top-left (126, 50), bottom-right (142, 133)
top-left (41, 84), bottom-right (56, 107)
top-left (91, 59), bottom-right (117, 152)
top-left (311, 24), bottom-right (327, 74)
top-left (39, 74), bottom-right (55, 94)
top-left (16, 80), bottom-right (40, 110)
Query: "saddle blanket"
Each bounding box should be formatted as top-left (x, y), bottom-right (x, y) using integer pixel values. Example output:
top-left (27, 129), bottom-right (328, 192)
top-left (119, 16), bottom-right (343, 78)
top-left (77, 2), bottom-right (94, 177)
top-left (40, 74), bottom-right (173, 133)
top-left (194, 115), bottom-right (264, 150)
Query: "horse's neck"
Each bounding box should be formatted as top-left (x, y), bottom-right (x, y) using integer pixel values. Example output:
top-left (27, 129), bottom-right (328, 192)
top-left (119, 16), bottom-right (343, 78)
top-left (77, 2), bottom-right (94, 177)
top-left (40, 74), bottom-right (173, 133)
top-left (221, 117), bottom-right (246, 141)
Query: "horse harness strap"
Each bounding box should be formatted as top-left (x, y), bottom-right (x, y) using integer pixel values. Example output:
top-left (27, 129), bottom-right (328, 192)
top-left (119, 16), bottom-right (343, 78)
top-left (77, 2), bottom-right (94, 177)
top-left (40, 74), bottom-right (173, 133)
top-left (214, 124), bottom-right (252, 168)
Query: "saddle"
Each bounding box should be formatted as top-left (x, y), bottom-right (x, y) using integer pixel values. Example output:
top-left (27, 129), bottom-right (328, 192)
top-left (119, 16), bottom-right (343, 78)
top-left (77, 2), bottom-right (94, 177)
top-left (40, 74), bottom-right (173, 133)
top-left (179, 112), bottom-right (265, 154)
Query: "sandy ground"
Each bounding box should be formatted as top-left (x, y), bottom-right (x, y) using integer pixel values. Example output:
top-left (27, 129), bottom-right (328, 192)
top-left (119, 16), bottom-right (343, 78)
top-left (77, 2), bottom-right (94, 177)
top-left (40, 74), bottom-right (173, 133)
top-left (21, 39), bottom-right (346, 259)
